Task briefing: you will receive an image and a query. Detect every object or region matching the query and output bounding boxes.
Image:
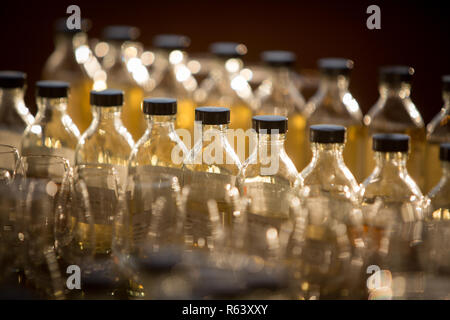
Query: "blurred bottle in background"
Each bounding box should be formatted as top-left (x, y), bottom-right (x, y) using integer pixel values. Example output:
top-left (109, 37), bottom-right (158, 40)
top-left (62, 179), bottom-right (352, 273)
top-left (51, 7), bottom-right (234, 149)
top-left (364, 66), bottom-right (425, 189)
top-left (150, 34), bottom-right (197, 146)
top-left (20, 81), bottom-right (79, 164)
top-left (43, 18), bottom-right (93, 133)
top-left (75, 89), bottom-right (134, 188)
top-left (0, 71), bottom-right (34, 148)
top-left (361, 134), bottom-right (424, 274)
top-left (255, 51), bottom-right (307, 172)
top-left (304, 58), bottom-right (365, 182)
top-left (101, 25), bottom-right (145, 141)
top-left (425, 76), bottom-right (450, 193)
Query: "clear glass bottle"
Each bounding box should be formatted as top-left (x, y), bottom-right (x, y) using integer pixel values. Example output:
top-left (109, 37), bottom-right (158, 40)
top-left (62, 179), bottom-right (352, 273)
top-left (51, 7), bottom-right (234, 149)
top-left (255, 51), bottom-right (307, 172)
top-left (361, 134), bottom-right (424, 274)
top-left (20, 81), bottom-right (79, 164)
top-left (237, 115), bottom-right (301, 257)
top-left (0, 71), bottom-right (34, 148)
top-left (75, 89), bottom-right (134, 187)
top-left (364, 66), bottom-right (425, 189)
top-left (201, 42), bottom-right (254, 160)
top-left (101, 25), bottom-right (145, 141)
top-left (183, 107), bottom-right (242, 248)
top-left (43, 18), bottom-right (93, 132)
top-left (425, 76), bottom-right (450, 192)
top-left (296, 124), bottom-right (365, 299)
top-left (426, 143), bottom-right (450, 274)
top-left (150, 34), bottom-right (196, 145)
top-left (305, 58), bottom-right (365, 182)
top-left (129, 97), bottom-right (189, 181)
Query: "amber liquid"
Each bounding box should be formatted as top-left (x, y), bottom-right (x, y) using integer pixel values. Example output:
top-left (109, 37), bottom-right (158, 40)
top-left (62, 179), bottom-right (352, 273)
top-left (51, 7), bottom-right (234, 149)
top-left (425, 142), bottom-right (442, 193)
top-left (285, 112), bottom-right (307, 172)
top-left (120, 85), bottom-right (145, 142)
top-left (74, 220), bottom-right (113, 255)
top-left (68, 79), bottom-right (93, 133)
top-left (229, 103), bottom-right (253, 162)
top-left (174, 98), bottom-right (196, 148)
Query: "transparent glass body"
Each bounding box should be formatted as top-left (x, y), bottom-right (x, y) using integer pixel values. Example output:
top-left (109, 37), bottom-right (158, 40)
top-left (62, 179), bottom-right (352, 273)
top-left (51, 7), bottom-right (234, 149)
top-left (426, 161), bottom-right (450, 274)
top-left (305, 74), bottom-right (365, 182)
top-left (20, 97), bottom-right (79, 164)
top-left (102, 41), bottom-right (145, 141)
top-left (43, 32), bottom-right (93, 132)
top-left (182, 122), bottom-right (242, 249)
top-left (296, 142), bottom-right (365, 299)
top-left (361, 151), bottom-right (424, 273)
top-left (75, 105), bottom-right (134, 187)
top-left (425, 91), bottom-right (450, 192)
top-left (256, 67), bottom-right (307, 172)
top-left (129, 114), bottom-right (188, 181)
top-left (0, 87), bottom-right (34, 148)
top-left (364, 82), bottom-right (425, 188)
top-left (149, 49), bottom-right (197, 146)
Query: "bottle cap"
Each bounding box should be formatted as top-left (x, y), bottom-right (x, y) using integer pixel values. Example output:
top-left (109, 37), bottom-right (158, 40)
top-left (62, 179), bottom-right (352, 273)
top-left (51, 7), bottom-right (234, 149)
top-left (195, 107), bottom-right (230, 125)
top-left (36, 81), bottom-right (69, 98)
top-left (372, 133), bottom-right (410, 152)
top-left (442, 75), bottom-right (450, 92)
top-left (90, 89), bottom-right (124, 107)
top-left (440, 143), bottom-right (450, 162)
top-left (252, 115), bottom-right (288, 134)
top-left (310, 124), bottom-right (346, 143)
top-left (209, 42), bottom-right (247, 58)
top-left (0, 71), bottom-right (26, 88)
top-left (102, 25), bottom-right (140, 41)
top-left (261, 51), bottom-right (296, 67)
top-left (379, 66), bottom-right (414, 84)
top-left (54, 17), bottom-right (90, 34)
top-left (142, 98), bottom-right (177, 115)
top-left (318, 58), bottom-right (353, 76)
top-left (152, 34), bottom-right (190, 50)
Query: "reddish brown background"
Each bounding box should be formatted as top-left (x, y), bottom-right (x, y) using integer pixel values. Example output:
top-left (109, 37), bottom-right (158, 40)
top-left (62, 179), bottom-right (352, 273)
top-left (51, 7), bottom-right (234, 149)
top-left (1, 0), bottom-right (449, 122)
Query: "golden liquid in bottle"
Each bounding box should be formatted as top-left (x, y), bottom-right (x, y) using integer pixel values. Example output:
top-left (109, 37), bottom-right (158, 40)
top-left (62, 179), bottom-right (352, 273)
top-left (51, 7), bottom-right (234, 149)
top-left (424, 142), bottom-right (441, 193)
top-left (175, 98), bottom-right (196, 148)
top-left (74, 220), bottom-right (113, 255)
top-left (285, 112), bottom-right (307, 172)
top-left (120, 85), bottom-right (145, 142)
top-left (68, 78), bottom-right (93, 133)
top-left (229, 103), bottom-right (253, 162)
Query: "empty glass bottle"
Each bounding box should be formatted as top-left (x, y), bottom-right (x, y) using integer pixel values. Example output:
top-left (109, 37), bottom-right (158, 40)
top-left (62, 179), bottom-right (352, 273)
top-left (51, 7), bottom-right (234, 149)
top-left (0, 71), bottom-right (34, 148)
top-left (425, 76), bottom-right (450, 192)
top-left (43, 18), bottom-right (93, 132)
top-left (364, 66), bottom-right (425, 189)
top-left (256, 51), bottom-right (307, 172)
top-left (20, 81), bottom-right (79, 164)
top-left (361, 134), bottom-right (424, 274)
top-left (426, 143), bottom-right (450, 274)
top-left (305, 58), bottom-right (365, 181)
top-left (101, 25), bottom-right (145, 141)
top-left (75, 89), bottom-right (134, 187)
top-left (296, 124), bottom-right (365, 299)
top-left (150, 34), bottom-right (196, 144)
top-left (128, 97), bottom-right (189, 181)
top-left (183, 107), bottom-right (242, 249)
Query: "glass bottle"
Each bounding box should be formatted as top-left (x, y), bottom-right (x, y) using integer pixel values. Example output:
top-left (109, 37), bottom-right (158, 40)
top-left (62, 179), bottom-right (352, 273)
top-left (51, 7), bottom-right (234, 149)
top-left (361, 134), bottom-right (424, 274)
top-left (426, 143), bottom-right (450, 275)
top-left (305, 58), bottom-right (365, 182)
top-left (43, 18), bottom-right (93, 132)
top-left (237, 115), bottom-right (301, 258)
top-left (101, 25), bottom-right (145, 141)
top-left (364, 66), bottom-right (425, 189)
top-left (0, 71), bottom-right (34, 148)
top-left (129, 97), bottom-right (189, 181)
top-left (150, 34), bottom-right (196, 146)
top-left (296, 124), bottom-right (365, 299)
top-left (201, 42), bottom-right (254, 160)
top-left (425, 75), bottom-right (450, 192)
top-left (256, 51), bottom-right (307, 172)
top-left (20, 81), bottom-right (79, 164)
top-left (75, 89), bottom-right (134, 187)
top-left (182, 107), bottom-right (242, 248)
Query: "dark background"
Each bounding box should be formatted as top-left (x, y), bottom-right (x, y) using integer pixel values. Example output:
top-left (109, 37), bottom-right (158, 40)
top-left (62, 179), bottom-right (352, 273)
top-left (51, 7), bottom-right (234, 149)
top-left (1, 0), bottom-right (449, 122)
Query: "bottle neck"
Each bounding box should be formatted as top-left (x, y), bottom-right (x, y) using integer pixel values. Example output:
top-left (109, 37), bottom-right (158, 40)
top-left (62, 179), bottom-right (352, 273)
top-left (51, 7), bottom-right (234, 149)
top-left (443, 91), bottom-right (450, 110)
top-left (256, 133), bottom-right (286, 158)
top-left (379, 82), bottom-right (411, 99)
top-left (92, 105), bottom-right (122, 128)
top-left (270, 67), bottom-right (291, 95)
top-left (36, 97), bottom-right (69, 116)
top-left (145, 114), bottom-right (176, 130)
top-left (311, 142), bottom-right (345, 166)
top-left (441, 161), bottom-right (450, 179)
top-left (0, 87), bottom-right (26, 108)
top-left (318, 74), bottom-right (350, 94)
top-left (373, 151), bottom-right (409, 176)
top-left (0, 87), bottom-right (32, 126)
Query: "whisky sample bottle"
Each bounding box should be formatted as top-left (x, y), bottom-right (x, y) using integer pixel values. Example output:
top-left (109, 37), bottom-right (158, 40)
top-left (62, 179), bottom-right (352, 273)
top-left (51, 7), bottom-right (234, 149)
top-left (0, 71), bottom-right (34, 148)
top-left (425, 75), bottom-right (450, 192)
top-left (364, 66), bottom-right (425, 189)
top-left (305, 58), bottom-right (365, 181)
top-left (21, 81), bottom-right (79, 164)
